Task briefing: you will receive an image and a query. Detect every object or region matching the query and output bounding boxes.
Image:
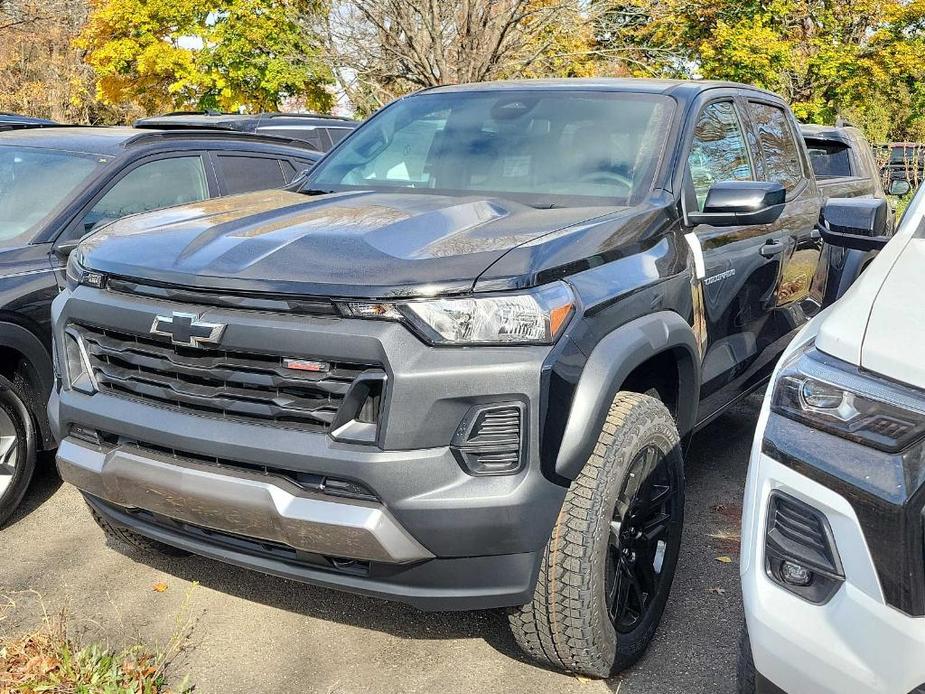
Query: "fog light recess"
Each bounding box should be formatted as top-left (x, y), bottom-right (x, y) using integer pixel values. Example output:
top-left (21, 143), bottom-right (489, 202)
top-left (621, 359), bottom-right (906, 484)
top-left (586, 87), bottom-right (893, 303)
top-left (765, 491), bottom-right (845, 603)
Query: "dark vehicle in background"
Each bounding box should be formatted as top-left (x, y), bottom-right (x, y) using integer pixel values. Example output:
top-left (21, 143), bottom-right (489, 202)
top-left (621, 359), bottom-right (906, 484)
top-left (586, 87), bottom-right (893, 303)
top-left (801, 124), bottom-right (889, 205)
top-left (801, 124), bottom-right (895, 305)
top-left (0, 126), bottom-right (321, 526)
top-left (0, 113), bottom-right (57, 131)
top-left (877, 141), bottom-right (925, 194)
top-left (49, 79), bottom-right (883, 678)
top-left (135, 111), bottom-right (359, 153)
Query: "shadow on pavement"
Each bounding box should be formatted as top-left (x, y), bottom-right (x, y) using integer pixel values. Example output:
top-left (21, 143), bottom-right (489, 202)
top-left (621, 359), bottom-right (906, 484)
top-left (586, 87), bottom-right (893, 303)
top-left (4, 451), bottom-right (62, 529)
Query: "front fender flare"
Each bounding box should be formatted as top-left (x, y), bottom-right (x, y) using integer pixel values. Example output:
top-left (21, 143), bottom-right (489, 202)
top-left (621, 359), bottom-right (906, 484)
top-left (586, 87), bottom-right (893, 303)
top-left (554, 311), bottom-right (700, 481)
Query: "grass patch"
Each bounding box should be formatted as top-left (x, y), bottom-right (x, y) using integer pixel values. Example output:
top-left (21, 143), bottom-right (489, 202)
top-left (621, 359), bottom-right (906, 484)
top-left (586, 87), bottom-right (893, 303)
top-left (0, 588), bottom-right (196, 694)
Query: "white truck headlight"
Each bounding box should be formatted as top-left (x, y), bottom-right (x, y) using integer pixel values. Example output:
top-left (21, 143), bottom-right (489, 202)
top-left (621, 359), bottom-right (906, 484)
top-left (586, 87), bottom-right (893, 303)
top-left (771, 343), bottom-right (925, 453)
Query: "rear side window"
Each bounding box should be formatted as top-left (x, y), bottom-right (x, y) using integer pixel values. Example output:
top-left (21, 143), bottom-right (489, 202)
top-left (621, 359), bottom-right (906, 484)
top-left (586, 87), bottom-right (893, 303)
top-left (805, 140), bottom-right (852, 178)
top-left (217, 155), bottom-right (287, 194)
top-left (749, 102), bottom-right (804, 188)
top-left (258, 126), bottom-right (326, 151)
top-left (687, 101), bottom-right (753, 210)
top-left (326, 128), bottom-right (351, 146)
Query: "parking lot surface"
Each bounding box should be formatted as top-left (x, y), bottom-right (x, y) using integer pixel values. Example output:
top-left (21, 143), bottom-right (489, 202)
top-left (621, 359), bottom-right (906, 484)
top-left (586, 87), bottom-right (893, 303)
top-left (1, 393), bottom-right (760, 694)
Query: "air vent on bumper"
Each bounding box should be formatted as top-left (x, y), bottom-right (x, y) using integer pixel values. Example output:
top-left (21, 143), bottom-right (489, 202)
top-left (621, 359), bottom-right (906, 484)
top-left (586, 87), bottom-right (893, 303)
top-left (765, 491), bottom-right (845, 603)
top-left (451, 403), bottom-right (526, 476)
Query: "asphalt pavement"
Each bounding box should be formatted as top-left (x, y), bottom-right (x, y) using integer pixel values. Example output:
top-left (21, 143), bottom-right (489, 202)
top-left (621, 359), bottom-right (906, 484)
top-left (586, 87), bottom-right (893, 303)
top-left (1, 392), bottom-right (761, 694)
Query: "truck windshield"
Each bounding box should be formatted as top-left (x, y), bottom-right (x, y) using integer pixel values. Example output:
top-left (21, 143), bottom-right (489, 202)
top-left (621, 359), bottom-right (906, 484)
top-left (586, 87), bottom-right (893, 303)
top-left (0, 147), bottom-right (101, 246)
top-left (307, 91), bottom-right (675, 208)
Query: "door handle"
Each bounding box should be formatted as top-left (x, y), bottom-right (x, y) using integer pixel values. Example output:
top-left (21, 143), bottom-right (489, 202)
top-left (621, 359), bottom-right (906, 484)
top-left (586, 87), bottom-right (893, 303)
top-left (759, 240), bottom-right (785, 257)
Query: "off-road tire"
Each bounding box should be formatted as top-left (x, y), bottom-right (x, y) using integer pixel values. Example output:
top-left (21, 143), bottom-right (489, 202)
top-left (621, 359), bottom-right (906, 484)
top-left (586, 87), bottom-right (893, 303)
top-left (86, 500), bottom-right (190, 557)
top-left (508, 391), bottom-right (685, 677)
top-left (737, 621), bottom-right (758, 693)
top-left (0, 372), bottom-right (37, 528)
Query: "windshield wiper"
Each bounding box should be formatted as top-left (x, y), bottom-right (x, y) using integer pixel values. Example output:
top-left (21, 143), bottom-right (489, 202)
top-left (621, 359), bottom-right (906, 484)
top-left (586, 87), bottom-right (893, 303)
top-left (299, 188), bottom-right (335, 196)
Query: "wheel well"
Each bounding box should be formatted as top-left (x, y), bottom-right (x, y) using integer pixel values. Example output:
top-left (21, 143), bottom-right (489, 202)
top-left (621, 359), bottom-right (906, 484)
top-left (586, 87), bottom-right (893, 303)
top-left (620, 350), bottom-right (681, 424)
top-left (0, 345), bottom-right (27, 383)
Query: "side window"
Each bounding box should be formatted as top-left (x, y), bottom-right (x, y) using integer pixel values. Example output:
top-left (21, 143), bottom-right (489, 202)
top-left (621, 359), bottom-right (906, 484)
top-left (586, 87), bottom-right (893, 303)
top-left (687, 101), bottom-right (753, 211)
top-left (80, 156), bottom-right (208, 234)
top-left (805, 140), bottom-right (852, 179)
top-left (749, 102), bottom-right (804, 188)
top-left (216, 155), bottom-right (287, 195)
top-left (259, 126), bottom-right (325, 151)
top-left (280, 160), bottom-right (297, 182)
top-left (327, 128), bottom-right (351, 146)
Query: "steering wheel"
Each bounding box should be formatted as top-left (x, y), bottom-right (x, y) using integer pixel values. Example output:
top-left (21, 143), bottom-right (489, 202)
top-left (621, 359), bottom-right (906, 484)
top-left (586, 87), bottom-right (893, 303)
top-left (577, 170), bottom-right (633, 193)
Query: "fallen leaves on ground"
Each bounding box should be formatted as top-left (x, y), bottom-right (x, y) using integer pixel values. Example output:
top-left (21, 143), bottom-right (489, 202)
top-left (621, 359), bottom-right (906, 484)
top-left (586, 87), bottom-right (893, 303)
top-left (706, 586), bottom-right (727, 595)
top-left (715, 555), bottom-right (734, 564)
top-left (152, 582), bottom-right (169, 593)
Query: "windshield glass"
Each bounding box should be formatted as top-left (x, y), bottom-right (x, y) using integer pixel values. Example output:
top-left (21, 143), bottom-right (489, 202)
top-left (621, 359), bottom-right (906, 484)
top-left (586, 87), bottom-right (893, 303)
top-left (307, 91), bottom-right (675, 207)
top-left (0, 146), bottom-right (102, 246)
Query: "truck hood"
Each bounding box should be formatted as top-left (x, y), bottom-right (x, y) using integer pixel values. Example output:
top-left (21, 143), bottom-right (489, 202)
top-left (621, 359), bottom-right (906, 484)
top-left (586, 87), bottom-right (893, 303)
top-left (81, 189), bottom-right (621, 298)
top-left (815, 199), bottom-right (924, 388)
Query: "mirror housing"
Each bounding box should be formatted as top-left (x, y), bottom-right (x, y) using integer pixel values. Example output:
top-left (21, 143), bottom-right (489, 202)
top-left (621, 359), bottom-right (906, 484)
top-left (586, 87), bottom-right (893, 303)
top-left (819, 198), bottom-right (890, 251)
top-left (53, 239), bottom-right (80, 258)
top-left (889, 179), bottom-right (911, 196)
top-left (686, 181), bottom-right (786, 227)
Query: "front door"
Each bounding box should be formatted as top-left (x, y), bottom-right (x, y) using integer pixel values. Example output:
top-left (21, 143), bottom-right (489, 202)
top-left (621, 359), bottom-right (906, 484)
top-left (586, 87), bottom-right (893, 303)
top-left (682, 98), bottom-right (793, 422)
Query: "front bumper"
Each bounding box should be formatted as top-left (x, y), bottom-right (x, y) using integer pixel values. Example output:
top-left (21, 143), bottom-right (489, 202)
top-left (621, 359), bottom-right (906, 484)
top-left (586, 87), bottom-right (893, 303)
top-left (741, 402), bottom-right (925, 694)
top-left (49, 285), bottom-right (568, 610)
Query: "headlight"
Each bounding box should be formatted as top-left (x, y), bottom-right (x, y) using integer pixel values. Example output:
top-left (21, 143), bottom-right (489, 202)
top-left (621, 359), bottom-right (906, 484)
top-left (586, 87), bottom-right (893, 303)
top-left (65, 249), bottom-right (105, 291)
top-left (340, 282), bottom-right (575, 345)
top-left (771, 343), bottom-right (925, 452)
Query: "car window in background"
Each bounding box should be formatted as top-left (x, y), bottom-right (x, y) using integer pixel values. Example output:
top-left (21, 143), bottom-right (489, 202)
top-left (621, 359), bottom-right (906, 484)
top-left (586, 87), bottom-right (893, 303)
top-left (326, 128), bottom-right (351, 146)
top-left (687, 101), bottom-right (753, 210)
top-left (805, 140), bottom-right (852, 178)
top-left (80, 156), bottom-right (208, 234)
top-left (217, 155), bottom-right (288, 194)
top-left (749, 102), bottom-right (804, 188)
top-left (0, 147), bottom-right (101, 246)
top-left (259, 127), bottom-right (326, 151)
top-left (307, 91), bottom-right (675, 207)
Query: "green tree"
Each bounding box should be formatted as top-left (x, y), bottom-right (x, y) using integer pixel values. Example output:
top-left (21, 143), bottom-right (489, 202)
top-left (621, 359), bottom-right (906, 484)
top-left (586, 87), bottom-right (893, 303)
top-left (597, 0), bottom-right (925, 141)
top-left (78, 0), bottom-right (333, 115)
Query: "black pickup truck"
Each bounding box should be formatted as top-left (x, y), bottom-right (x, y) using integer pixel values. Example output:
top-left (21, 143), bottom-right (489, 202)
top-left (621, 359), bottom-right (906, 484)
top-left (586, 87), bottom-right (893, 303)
top-left (47, 79), bottom-right (886, 677)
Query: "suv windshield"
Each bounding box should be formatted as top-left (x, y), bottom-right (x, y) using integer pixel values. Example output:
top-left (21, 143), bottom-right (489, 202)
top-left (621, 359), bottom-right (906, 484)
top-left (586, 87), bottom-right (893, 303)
top-left (307, 91), bottom-right (674, 207)
top-left (0, 146), bottom-right (101, 246)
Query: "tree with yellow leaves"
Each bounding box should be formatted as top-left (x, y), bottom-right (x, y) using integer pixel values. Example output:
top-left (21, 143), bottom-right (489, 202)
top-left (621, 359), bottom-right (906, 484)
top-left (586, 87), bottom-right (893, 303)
top-left (78, 0), bottom-right (334, 115)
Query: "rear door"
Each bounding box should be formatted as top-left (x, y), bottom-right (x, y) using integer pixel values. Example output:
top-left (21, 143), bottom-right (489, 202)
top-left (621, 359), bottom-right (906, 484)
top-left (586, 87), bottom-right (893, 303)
top-left (682, 95), bottom-right (794, 421)
top-left (741, 98), bottom-right (824, 317)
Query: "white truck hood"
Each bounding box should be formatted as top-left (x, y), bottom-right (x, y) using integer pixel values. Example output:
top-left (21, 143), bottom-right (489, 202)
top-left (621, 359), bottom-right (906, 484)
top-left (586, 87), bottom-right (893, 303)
top-left (815, 194), bottom-right (925, 387)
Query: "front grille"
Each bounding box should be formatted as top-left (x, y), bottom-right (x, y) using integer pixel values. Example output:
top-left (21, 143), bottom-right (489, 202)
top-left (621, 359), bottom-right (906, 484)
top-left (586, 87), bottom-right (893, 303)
top-left (72, 322), bottom-right (378, 432)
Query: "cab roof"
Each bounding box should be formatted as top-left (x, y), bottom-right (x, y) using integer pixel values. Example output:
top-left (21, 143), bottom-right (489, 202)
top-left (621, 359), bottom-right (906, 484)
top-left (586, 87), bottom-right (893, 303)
top-left (424, 77), bottom-right (783, 101)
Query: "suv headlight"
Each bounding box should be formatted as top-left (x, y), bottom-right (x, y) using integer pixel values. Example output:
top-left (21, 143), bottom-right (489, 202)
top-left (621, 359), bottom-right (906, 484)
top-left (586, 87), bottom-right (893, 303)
top-left (771, 343), bottom-right (925, 452)
top-left (65, 249), bottom-right (105, 291)
top-left (340, 282), bottom-right (575, 345)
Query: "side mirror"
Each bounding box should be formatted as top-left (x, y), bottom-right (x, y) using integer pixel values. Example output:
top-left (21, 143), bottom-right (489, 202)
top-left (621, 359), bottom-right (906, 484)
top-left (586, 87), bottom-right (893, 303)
top-left (819, 198), bottom-right (890, 251)
top-left (889, 179), bottom-right (911, 196)
top-left (53, 239), bottom-right (80, 258)
top-left (686, 181), bottom-right (786, 227)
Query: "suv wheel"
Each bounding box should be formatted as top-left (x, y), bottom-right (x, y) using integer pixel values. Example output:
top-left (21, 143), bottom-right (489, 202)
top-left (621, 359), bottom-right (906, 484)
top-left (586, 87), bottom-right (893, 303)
top-left (86, 500), bottom-right (190, 557)
top-left (509, 391), bottom-right (684, 678)
top-left (0, 373), bottom-right (37, 528)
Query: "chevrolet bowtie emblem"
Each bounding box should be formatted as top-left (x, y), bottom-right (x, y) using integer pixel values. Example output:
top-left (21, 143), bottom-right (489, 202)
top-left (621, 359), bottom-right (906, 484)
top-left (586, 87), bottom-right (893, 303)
top-left (150, 312), bottom-right (226, 348)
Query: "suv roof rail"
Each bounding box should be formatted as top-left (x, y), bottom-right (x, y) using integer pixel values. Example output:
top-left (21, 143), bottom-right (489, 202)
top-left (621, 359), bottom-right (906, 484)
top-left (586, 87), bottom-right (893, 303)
top-left (124, 128), bottom-right (323, 153)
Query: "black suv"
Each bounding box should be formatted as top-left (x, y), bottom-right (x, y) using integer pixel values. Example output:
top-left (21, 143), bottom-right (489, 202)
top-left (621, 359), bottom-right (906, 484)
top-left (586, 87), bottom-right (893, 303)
top-left (135, 112), bottom-right (359, 152)
top-left (0, 126), bottom-right (321, 525)
top-left (48, 80), bottom-right (882, 677)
